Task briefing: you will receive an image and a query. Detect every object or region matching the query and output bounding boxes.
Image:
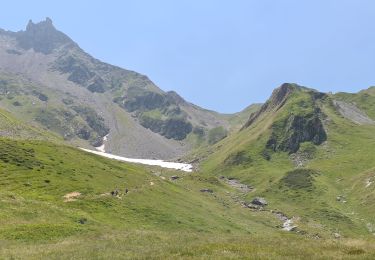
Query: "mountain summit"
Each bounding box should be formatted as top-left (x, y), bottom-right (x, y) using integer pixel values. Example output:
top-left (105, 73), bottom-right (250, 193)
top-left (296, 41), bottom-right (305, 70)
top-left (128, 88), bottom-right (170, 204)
top-left (243, 83), bottom-right (327, 153)
top-left (16, 17), bottom-right (75, 54)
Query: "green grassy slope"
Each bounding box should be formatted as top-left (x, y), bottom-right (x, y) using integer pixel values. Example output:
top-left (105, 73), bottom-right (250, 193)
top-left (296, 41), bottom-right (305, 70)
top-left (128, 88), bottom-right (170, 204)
top-left (225, 103), bottom-right (263, 130)
top-left (0, 106), bottom-right (60, 141)
top-left (0, 73), bottom-right (109, 147)
top-left (1, 138), bottom-right (375, 258)
top-left (198, 84), bottom-right (375, 239)
top-left (334, 86), bottom-right (375, 119)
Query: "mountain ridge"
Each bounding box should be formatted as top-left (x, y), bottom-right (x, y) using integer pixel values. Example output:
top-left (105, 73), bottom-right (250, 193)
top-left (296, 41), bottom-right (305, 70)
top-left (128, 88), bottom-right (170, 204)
top-left (0, 18), bottom-right (253, 159)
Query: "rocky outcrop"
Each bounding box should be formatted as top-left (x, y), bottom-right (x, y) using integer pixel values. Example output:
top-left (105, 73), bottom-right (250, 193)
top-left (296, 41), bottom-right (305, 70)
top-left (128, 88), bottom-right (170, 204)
top-left (54, 55), bottom-right (96, 85)
top-left (242, 83), bottom-right (327, 154)
top-left (266, 110), bottom-right (327, 153)
top-left (16, 18), bottom-right (75, 54)
top-left (123, 91), bottom-right (168, 112)
top-left (220, 177), bottom-right (253, 192)
top-left (139, 115), bottom-right (192, 140)
top-left (333, 100), bottom-right (374, 125)
top-left (251, 197), bottom-right (268, 206)
top-left (200, 188), bottom-right (213, 193)
top-left (87, 77), bottom-right (106, 93)
top-left (243, 83), bottom-right (296, 129)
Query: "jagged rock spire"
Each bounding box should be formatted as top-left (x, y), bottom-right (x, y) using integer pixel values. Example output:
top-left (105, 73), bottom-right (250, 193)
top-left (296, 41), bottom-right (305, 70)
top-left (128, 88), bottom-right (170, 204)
top-left (17, 17), bottom-right (74, 54)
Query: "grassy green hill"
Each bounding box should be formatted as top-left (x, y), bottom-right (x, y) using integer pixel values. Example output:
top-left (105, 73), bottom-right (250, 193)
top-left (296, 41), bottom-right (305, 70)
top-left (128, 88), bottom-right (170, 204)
top-left (0, 139), bottom-right (374, 257)
top-left (1, 138), bottom-right (375, 259)
top-left (196, 83), bottom-right (375, 240)
top-left (0, 105), bottom-right (60, 141)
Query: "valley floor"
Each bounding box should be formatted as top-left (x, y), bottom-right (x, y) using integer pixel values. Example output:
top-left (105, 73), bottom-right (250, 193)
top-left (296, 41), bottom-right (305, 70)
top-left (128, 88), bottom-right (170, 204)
top-left (1, 230), bottom-right (375, 259)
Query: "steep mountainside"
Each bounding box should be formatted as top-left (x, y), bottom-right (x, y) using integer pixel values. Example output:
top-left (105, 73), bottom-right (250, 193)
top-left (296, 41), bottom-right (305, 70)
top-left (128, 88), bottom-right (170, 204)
top-left (0, 18), bottom-right (251, 159)
top-left (194, 83), bottom-right (375, 238)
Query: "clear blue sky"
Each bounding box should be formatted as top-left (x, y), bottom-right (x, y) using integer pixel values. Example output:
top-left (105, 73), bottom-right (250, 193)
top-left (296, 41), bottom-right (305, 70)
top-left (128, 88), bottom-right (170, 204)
top-left (2, 1), bottom-right (375, 113)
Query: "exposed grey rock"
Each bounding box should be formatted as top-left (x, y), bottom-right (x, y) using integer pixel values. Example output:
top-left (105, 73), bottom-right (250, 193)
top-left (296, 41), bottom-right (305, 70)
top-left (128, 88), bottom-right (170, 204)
top-left (336, 195), bottom-right (347, 203)
top-left (266, 112), bottom-right (327, 154)
top-left (243, 83), bottom-right (327, 154)
top-left (16, 18), bottom-right (75, 54)
top-left (78, 218), bottom-right (87, 224)
top-left (333, 100), bottom-right (374, 125)
top-left (243, 83), bottom-right (296, 129)
top-left (247, 204), bottom-right (263, 210)
top-left (224, 177), bottom-right (253, 193)
top-left (200, 188), bottom-right (213, 193)
top-left (251, 197), bottom-right (268, 206)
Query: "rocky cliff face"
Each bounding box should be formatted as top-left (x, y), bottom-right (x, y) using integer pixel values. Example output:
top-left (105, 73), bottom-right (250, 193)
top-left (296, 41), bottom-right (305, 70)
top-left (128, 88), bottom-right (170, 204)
top-left (266, 110), bottom-right (327, 153)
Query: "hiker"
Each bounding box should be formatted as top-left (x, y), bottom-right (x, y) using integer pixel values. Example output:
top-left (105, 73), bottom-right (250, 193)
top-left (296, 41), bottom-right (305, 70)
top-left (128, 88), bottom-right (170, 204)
top-left (111, 189), bottom-right (119, 196)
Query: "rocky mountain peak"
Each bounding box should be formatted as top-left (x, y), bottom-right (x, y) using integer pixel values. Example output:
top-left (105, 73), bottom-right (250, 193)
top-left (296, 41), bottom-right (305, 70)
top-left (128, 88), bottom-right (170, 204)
top-left (17, 17), bottom-right (74, 54)
top-left (242, 83), bottom-right (299, 129)
top-left (268, 83), bottom-right (296, 108)
top-left (26, 17), bottom-right (54, 31)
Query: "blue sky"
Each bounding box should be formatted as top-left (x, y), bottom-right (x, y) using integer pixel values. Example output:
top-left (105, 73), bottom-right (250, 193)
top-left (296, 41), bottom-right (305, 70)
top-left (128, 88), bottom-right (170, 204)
top-left (2, 1), bottom-right (375, 113)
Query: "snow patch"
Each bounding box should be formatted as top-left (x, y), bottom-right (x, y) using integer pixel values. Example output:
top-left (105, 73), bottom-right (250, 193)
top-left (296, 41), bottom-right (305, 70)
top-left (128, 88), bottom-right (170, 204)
top-left (80, 148), bottom-right (193, 172)
top-left (95, 134), bottom-right (109, 153)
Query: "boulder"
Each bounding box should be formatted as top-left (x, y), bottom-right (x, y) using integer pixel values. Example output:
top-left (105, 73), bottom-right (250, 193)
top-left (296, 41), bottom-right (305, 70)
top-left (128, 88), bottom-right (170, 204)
top-left (251, 197), bottom-right (268, 206)
top-left (200, 188), bottom-right (213, 193)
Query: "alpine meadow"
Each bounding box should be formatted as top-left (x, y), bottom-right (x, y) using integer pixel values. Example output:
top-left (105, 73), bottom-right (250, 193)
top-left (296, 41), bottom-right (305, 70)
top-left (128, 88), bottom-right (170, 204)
top-left (1, 2), bottom-right (375, 259)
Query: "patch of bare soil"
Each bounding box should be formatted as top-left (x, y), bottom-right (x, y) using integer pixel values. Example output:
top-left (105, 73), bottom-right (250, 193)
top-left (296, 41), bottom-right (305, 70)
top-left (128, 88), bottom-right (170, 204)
top-left (63, 191), bottom-right (81, 202)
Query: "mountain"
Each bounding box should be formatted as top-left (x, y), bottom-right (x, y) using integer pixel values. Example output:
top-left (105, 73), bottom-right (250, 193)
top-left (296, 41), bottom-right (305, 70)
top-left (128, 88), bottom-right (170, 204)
top-left (2, 18), bottom-right (375, 258)
top-left (0, 83), bottom-right (375, 258)
top-left (0, 18), bottom-right (251, 159)
top-left (195, 83), bottom-right (375, 238)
